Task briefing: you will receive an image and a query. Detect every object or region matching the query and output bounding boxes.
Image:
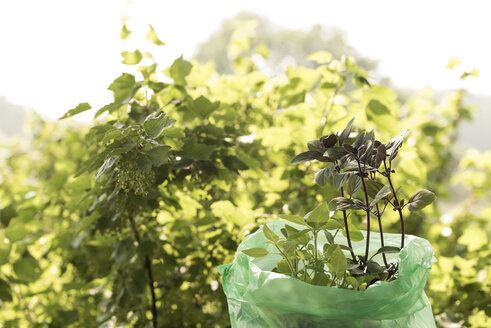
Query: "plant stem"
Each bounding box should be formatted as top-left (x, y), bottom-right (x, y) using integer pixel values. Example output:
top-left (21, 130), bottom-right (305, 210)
top-left (313, 230), bottom-right (318, 263)
top-left (274, 243), bottom-right (296, 276)
top-left (356, 159), bottom-right (371, 263)
top-left (383, 160), bottom-right (405, 249)
top-left (374, 203), bottom-right (389, 268)
top-left (340, 186), bottom-right (357, 262)
top-left (129, 217), bottom-right (158, 328)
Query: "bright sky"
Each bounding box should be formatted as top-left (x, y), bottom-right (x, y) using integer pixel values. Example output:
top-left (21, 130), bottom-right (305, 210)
top-left (0, 0), bottom-right (490, 120)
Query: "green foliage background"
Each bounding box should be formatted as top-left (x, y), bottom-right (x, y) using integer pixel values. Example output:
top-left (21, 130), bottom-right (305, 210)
top-left (0, 23), bottom-right (489, 328)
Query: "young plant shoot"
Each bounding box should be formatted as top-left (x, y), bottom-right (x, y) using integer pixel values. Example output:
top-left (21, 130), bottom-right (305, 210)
top-left (243, 118), bottom-right (436, 289)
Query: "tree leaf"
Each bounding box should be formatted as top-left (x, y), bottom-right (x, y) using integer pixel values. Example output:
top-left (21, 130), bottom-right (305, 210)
top-left (0, 278), bottom-right (12, 302)
top-left (59, 103), bottom-right (91, 120)
top-left (146, 145), bottom-right (171, 166)
top-left (144, 112), bottom-right (176, 139)
top-left (242, 248), bottom-right (269, 258)
top-left (181, 136), bottom-right (216, 161)
top-left (406, 189), bottom-right (436, 211)
top-left (146, 25), bottom-right (166, 45)
top-left (120, 23), bottom-right (131, 40)
top-left (121, 50), bottom-right (143, 65)
top-left (370, 185), bottom-right (392, 206)
top-left (291, 150), bottom-right (323, 163)
top-left (170, 55), bottom-right (192, 86)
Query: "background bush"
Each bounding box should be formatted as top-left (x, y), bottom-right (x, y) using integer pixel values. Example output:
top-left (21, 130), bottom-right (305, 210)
top-left (0, 24), bottom-right (489, 327)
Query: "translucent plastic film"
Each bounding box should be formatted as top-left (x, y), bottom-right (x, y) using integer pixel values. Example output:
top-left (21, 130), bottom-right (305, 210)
top-left (218, 220), bottom-right (436, 327)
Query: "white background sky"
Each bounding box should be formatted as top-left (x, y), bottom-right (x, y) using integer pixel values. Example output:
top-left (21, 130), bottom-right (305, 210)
top-left (0, 0), bottom-right (490, 120)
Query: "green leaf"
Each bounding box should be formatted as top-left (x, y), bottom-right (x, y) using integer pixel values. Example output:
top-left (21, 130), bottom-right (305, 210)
top-left (325, 219), bottom-right (343, 230)
top-left (365, 180), bottom-right (385, 198)
top-left (332, 172), bottom-right (352, 191)
top-left (144, 112), bottom-right (176, 139)
top-left (446, 57), bottom-right (461, 70)
top-left (331, 246), bottom-right (347, 276)
top-left (108, 73), bottom-right (137, 104)
top-left (59, 103), bottom-right (91, 120)
top-left (460, 68), bottom-right (479, 80)
top-left (370, 185), bottom-right (392, 206)
top-left (306, 203), bottom-right (330, 230)
top-left (121, 50), bottom-right (143, 65)
top-left (146, 25), bottom-right (165, 45)
top-left (13, 256), bottom-right (42, 283)
top-left (291, 150), bottom-right (322, 163)
top-left (262, 224), bottom-right (279, 243)
top-left (346, 175), bottom-right (362, 196)
top-left (314, 167), bottom-right (332, 187)
top-left (95, 156), bottom-right (118, 180)
top-left (370, 246), bottom-right (401, 260)
top-left (328, 197), bottom-right (361, 212)
top-left (308, 51), bottom-right (332, 64)
top-left (0, 278), bottom-right (12, 302)
top-left (146, 145), bottom-right (171, 166)
top-left (366, 260), bottom-right (384, 274)
top-left (120, 23), bottom-right (131, 40)
top-left (181, 136), bottom-right (216, 161)
top-left (170, 55), bottom-right (192, 86)
top-left (188, 95), bottom-right (219, 119)
top-left (366, 99), bottom-right (390, 121)
top-left (242, 248), bottom-right (269, 258)
top-left (278, 215), bottom-right (308, 227)
top-left (406, 189), bottom-right (436, 211)
top-left (325, 147), bottom-right (348, 160)
top-left (222, 155), bottom-right (248, 171)
top-left (339, 118), bottom-right (355, 146)
top-left (387, 131), bottom-right (407, 162)
top-left (307, 140), bottom-right (325, 152)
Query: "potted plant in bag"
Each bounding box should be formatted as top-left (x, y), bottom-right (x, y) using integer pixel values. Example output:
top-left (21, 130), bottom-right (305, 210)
top-left (218, 118), bottom-right (437, 327)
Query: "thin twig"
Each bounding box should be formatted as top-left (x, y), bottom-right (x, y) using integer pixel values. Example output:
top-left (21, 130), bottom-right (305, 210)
top-left (129, 217), bottom-right (158, 328)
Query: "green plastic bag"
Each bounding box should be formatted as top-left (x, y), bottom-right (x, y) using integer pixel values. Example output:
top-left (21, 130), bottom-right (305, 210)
top-left (218, 220), bottom-right (436, 327)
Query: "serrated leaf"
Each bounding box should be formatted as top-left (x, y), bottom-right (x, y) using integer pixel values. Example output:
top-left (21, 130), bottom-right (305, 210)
top-left (146, 25), bottom-right (165, 45)
top-left (242, 248), bottom-right (269, 258)
top-left (146, 145), bottom-right (171, 166)
top-left (181, 136), bottom-right (216, 161)
top-left (59, 103), bottom-right (91, 120)
top-left (144, 112), bottom-right (176, 139)
top-left (291, 150), bottom-right (323, 163)
top-left (262, 224), bottom-right (279, 243)
top-left (121, 50), bottom-right (143, 65)
top-left (406, 189), bottom-right (436, 211)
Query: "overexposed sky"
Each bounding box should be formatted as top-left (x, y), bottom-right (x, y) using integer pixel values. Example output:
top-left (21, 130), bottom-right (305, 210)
top-left (0, 0), bottom-right (490, 120)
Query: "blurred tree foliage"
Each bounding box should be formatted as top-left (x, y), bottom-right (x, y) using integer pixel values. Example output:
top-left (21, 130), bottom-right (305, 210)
top-left (194, 11), bottom-right (378, 75)
top-left (0, 22), bottom-right (489, 328)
